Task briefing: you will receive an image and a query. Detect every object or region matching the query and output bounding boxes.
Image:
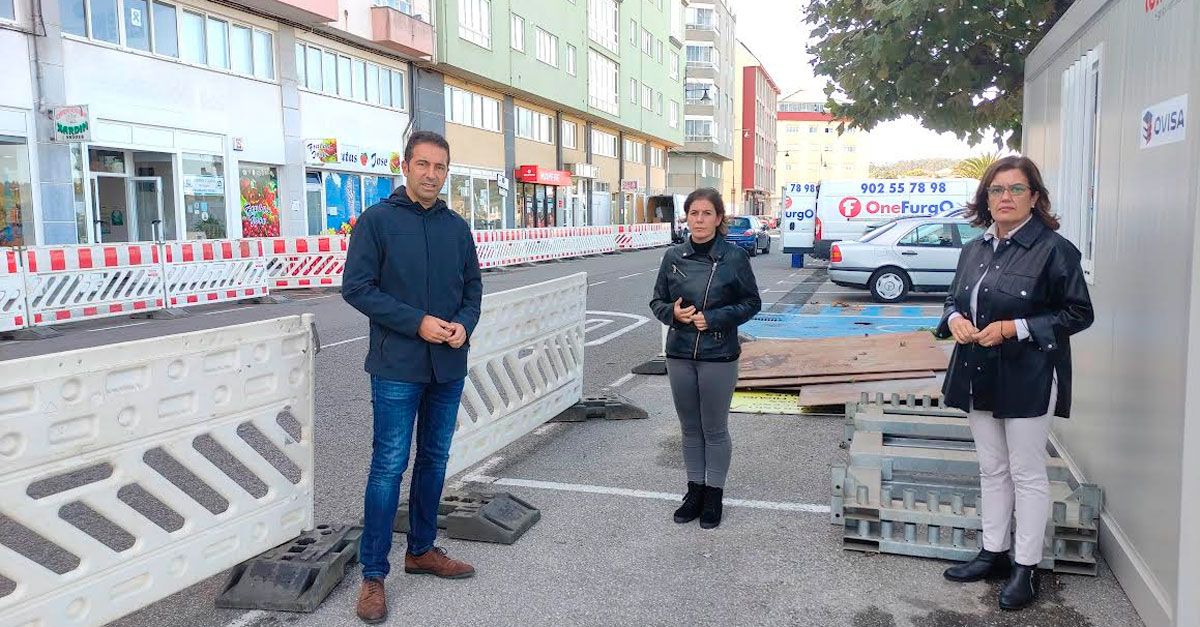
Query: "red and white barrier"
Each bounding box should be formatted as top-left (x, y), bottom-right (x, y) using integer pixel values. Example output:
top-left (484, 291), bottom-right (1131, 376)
top-left (264, 236), bottom-right (348, 290)
top-left (474, 229), bottom-right (531, 268)
top-left (616, 223), bottom-right (672, 250)
top-left (21, 243), bottom-right (166, 327)
top-left (1, 249), bottom-right (29, 332)
top-left (525, 226), bottom-right (618, 262)
top-left (161, 240), bottom-right (269, 307)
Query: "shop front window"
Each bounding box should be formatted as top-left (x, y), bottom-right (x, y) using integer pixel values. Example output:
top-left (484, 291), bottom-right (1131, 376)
top-left (486, 179), bottom-right (502, 230)
top-left (182, 153), bottom-right (227, 239)
top-left (0, 137), bottom-right (33, 246)
top-left (324, 171), bottom-right (361, 235)
top-left (449, 173), bottom-right (471, 222)
top-left (545, 186), bottom-right (557, 227)
top-left (238, 163), bottom-right (280, 238)
top-left (471, 175), bottom-right (490, 230)
top-left (71, 145), bottom-right (88, 243)
top-left (533, 185), bottom-right (545, 227)
top-left (305, 172), bottom-right (323, 235)
top-left (363, 175), bottom-right (395, 208)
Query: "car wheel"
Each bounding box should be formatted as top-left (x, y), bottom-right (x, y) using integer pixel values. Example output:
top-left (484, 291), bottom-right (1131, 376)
top-left (748, 244), bottom-right (758, 257)
top-left (763, 238), bottom-right (771, 255)
top-left (869, 267), bottom-right (910, 303)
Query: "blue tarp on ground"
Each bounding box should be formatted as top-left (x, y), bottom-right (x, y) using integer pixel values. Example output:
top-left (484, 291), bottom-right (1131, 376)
top-left (742, 308), bottom-right (941, 340)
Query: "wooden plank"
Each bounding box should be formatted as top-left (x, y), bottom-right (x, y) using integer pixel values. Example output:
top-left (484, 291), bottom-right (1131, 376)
top-left (796, 374), bottom-right (946, 407)
top-left (737, 370), bottom-right (937, 389)
top-left (739, 332), bottom-right (949, 379)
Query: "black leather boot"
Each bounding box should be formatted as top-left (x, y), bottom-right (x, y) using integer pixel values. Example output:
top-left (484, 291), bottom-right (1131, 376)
top-left (999, 563), bottom-right (1040, 610)
top-left (673, 482), bottom-right (705, 523)
top-left (699, 485), bottom-right (723, 529)
top-left (943, 548), bottom-right (1012, 582)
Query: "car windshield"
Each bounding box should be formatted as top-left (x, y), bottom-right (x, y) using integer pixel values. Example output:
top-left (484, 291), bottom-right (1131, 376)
top-left (859, 222), bottom-right (899, 242)
top-left (730, 217), bottom-right (752, 230)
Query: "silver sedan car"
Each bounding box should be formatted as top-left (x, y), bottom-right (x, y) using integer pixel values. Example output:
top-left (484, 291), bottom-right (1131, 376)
top-left (828, 215), bottom-right (985, 303)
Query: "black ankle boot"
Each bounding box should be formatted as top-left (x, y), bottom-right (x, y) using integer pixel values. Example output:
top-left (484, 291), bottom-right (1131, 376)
top-left (999, 563), bottom-right (1040, 610)
top-left (699, 485), bottom-right (723, 529)
top-left (943, 549), bottom-right (1012, 582)
top-left (673, 482), bottom-right (705, 523)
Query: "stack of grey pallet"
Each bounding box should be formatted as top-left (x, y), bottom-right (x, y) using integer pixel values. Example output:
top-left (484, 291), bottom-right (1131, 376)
top-left (831, 393), bottom-right (1103, 575)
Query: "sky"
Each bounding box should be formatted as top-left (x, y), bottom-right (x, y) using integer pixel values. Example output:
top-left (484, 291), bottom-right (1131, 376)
top-left (733, 0), bottom-right (997, 164)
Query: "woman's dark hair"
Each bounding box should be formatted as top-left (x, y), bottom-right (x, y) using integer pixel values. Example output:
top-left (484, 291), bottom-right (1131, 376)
top-left (966, 155), bottom-right (1059, 230)
top-left (684, 187), bottom-right (728, 235)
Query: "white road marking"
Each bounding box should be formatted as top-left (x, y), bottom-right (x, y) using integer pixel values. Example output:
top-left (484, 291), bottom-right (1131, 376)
top-left (80, 320), bottom-right (153, 333)
top-left (290, 293), bottom-right (340, 301)
top-left (533, 423), bottom-right (561, 436)
top-left (588, 280), bottom-right (608, 287)
top-left (461, 476), bottom-right (830, 514)
top-left (583, 310), bottom-right (651, 346)
top-left (618, 272), bottom-right (644, 280)
top-left (451, 456), bottom-right (506, 491)
top-left (776, 280), bottom-right (788, 285)
top-left (222, 610), bottom-right (268, 627)
top-left (585, 318), bottom-right (615, 333)
top-left (608, 373), bottom-right (635, 388)
top-left (201, 306), bottom-right (253, 316)
top-left (323, 335), bottom-right (367, 348)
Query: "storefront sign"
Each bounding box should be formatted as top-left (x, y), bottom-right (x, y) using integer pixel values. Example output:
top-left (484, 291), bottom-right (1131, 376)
top-left (515, 165), bottom-right (573, 187)
top-left (1140, 94), bottom-right (1187, 149)
top-left (304, 138), bottom-right (403, 175)
top-left (239, 165), bottom-right (280, 238)
top-left (232, 136), bottom-right (245, 152)
top-left (496, 174), bottom-right (510, 191)
top-left (52, 106), bottom-right (91, 142)
top-left (621, 180), bottom-right (641, 192)
top-left (183, 175), bottom-right (226, 196)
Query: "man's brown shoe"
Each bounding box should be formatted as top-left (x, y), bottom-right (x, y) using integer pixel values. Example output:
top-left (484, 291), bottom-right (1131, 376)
top-left (404, 547), bottom-right (476, 579)
top-left (355, 578), bottom-right (387, 624)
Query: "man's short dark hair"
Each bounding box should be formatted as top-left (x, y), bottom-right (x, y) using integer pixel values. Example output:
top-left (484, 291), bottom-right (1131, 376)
top-left (404, 131), bottom-right (451, 163)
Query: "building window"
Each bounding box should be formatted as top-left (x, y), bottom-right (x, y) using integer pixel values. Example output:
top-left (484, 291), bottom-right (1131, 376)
top-left (182, 153), bottom-right (227, 239)
top-left (205, 16), bottom-right (229, 69)
top-left (296, 42), bottom-right (406, 110)
top-left (685, 118), bottom-right (715, 142)
top-left (565, 43), bottom-right (577, 75)
top-left (535, 27), bottom-right (557, 67)
top-left (686, 6), bottom-right (715, 29)
top-left (649, 146), bottom-right (663, 168)
top-left (445, 85), bottom-right (502, 132)
top-left (629, 18), bottom-right (636, 45)
top-left (1058, 48), bottom-right (1102, 281)
top-left (686, 43), bottom-right (717, 67)
top-left (0, 136), bottom-right (33, 246)
top-left (669, 100), bottom-right (679, 128)
top-left (686, 81), bottom-right (714, 104)
top-left (641, 27), bottom-right (652, 56)
top-left (592, 129), bottom-right (618, 158)
top-left (624, 139), bottom-right (644, 163)
top-left (656, 92), bottom-right (664, 116)
top-left (669, 51), bottom-right (679, 80)
top-left (641, 84), bottom-right (652, 111)
top-left (587, 49), bottom-right (619, 115)
top-left (656, 39), bottom-right (664, 64)
top-left (587, 0), bottom-right (618, 53)
top-left (561, 120), bottom-right (578, 149)
top-left (510, 14), bottom-right (524, 51)
top-left (515, 106), bottom-right (554, 144)
top-left (629, 78), bottom-right (638, 104)
top-left (458, 0), bottom-right (491, 48)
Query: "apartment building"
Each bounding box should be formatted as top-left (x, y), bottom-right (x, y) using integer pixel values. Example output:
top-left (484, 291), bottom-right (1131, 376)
top-left (666, 0), bottom-right (735, 198)
top-left (726, 40), bottom-right (777, 216)
top-left (776, 96), bottom-right (869, 184)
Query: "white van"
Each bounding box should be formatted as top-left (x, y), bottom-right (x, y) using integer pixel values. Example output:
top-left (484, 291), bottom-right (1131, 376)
top-left (812, 178), bottom-right (977, 258)
top-left (781, 182), bottom-right (819, 254)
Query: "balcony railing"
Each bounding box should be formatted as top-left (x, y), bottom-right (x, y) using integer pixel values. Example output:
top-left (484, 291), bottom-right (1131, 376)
top-left (371, 0), bottom-right (434, 58)
top-left (685, 21), bottom-right (718, 33)
top-left (374, 0), bottom-right (430, 24)
top-left (685, 133), bottom-right (715, 143)
top-left (686, 60), bottom-right (717, 70)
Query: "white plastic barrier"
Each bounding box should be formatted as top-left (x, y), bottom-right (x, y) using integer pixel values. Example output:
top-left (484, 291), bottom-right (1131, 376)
top-left (447, 272), bottom-right (587, 476)
top-left (0, 315), bottom-right (316, 626)
top-left (1, 248), bottom-right (28, 332)
top-left (162, 239), bottom-right (270, 307)
top-left (20, 243), bottom-right (167, 327)
top-left (263, 235), bottom-right (348, 290)
top-left (524, 227), bottom-right (618, 262)
top-left (474, 229), bottom-right (531, 269)
top-left (615, 223), bottom-right (672, 250)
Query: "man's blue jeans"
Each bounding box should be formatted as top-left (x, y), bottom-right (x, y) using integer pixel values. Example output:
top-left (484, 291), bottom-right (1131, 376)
top-left (359, 375), bottom-right (465, 580)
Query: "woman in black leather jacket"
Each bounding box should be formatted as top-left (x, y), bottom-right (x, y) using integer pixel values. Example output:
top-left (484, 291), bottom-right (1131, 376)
top-left (650, 188), bottom-right (761, 529)
top-left (935, 156), bottom-right (1093, 610)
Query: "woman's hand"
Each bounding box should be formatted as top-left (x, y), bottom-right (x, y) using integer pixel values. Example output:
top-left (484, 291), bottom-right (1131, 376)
top-left (948, 315), bottom-right (979, 345)
top-left (673, 298), bottom-right (696, 324)
top-left (692, 312), bottom-right (708, 331)
top-left (974, 320), bottom-right (1017, 347)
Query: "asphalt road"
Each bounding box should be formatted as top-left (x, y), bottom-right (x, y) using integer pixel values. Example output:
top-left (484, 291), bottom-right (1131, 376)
top-left (0, 239), bottom-right (1142, 627)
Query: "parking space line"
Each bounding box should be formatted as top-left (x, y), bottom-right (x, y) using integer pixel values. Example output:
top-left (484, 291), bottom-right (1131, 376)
top-left (80, 320), bottom-right (153, 333)
top-left (588, 280), bottom-right (608, 287)
top-left (463, 476), bottom-right (830, 514)
top-left (222, 610), bottom-right (268, 627)
top-left (323, 335), bottom-right (367, 349)
top-left (618, 272), bottom-right (644, 280)
top-left (608, 373), bottom-right (635, 388)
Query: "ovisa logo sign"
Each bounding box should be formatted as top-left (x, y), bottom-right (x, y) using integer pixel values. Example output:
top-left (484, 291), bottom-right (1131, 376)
top-left (1140, 94), bottom-right (1187, 149)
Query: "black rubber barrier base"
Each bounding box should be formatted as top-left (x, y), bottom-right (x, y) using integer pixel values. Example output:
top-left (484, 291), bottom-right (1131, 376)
top-left (551, 394), bottom-right (650, 422)
top-left (393, 492), bottom-right (540, 544)
top-left (215, 525), bottom-right (360, 613)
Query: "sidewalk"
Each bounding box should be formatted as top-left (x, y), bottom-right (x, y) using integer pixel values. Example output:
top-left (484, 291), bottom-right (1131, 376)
top-left (262, 373), bottom-right (1141, 627)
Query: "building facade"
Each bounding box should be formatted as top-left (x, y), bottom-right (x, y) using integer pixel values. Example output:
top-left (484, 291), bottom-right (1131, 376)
top-left (727, 41), bottom-right (777, 216)
top-left (775, 98), bottom-right (869, 184)
top-left (2, 0), bottom-right (683, 247)
top-left (666, 0), bottom-right (734, 198)
top-left (424, 0), bottom-right (685, 228)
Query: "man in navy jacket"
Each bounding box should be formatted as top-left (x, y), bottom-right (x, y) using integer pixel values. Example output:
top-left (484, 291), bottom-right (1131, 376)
top-left (342, 131), bottom-right (482, 624)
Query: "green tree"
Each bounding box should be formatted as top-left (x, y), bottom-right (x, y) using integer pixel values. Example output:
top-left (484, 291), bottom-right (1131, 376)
top-left (805, 0), bottom-right (1074, 150)
top-left (952, 153), bottom-right (1003, 179)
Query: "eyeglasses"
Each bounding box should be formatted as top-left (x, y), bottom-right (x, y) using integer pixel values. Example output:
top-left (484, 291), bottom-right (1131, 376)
top-left (986, 184), bottom-right (1031, 198)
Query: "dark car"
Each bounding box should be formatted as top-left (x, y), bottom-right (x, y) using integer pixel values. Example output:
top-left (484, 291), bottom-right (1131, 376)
top-left (725, 216), bottom-right (771, 256)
